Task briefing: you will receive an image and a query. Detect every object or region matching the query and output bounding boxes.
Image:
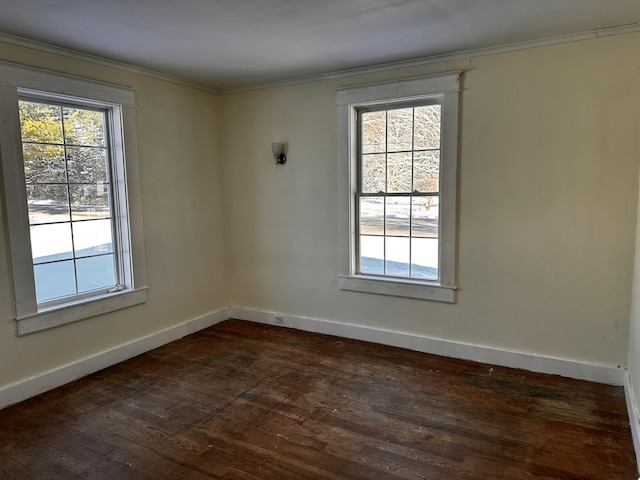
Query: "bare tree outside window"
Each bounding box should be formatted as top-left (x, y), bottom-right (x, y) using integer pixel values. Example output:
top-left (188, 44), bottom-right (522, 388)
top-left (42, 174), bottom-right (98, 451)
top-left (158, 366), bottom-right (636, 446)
top-left (358, 103), bottom-right (441, 279)
top-left (19, 99), bottom-right (116, 303)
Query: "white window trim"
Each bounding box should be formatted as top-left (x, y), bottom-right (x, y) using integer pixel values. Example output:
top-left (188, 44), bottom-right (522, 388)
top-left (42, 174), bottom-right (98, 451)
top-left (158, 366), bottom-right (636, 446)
top-left (336, 72), bottom-right (460, 303)
top-left (0, 61), bottom-right (147, 335)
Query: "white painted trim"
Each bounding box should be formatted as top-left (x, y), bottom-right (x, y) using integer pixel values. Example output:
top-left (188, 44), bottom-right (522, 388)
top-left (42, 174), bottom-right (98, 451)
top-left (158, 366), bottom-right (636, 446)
top-left (335, 71), bottom-right (461, 105)
top-left (339, 275), bottom-right (455, 303)
top-left (0, 84), bottom-right (37, 316)
top-left (230, 306), bottom-right (625, 386)
top-left (624, 373), bottom-right (640, 473)
top-left (0, 33), bottom-right (215, 93)
top-left (0, 307), bottom-right (230, 410)
top-left (16, 288), bottom-right (148, 336)
top-left (1, 303), bottom-right (630, 425)
top-left (0, 60), bottom-right (135, 105)
top-left (222, 23), bottom-right (640, 93)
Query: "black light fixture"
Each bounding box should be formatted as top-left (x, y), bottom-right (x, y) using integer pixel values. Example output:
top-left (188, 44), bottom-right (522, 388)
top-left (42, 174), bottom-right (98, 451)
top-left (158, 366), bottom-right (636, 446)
top-left (271, 142), bottom-right (286, 165)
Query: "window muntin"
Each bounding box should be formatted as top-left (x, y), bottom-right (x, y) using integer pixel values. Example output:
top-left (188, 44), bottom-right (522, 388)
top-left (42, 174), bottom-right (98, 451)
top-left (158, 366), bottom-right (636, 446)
top-left (357, 101), bottom-right (442, 281)
top-left (19, 98), bottom-right (120, 305)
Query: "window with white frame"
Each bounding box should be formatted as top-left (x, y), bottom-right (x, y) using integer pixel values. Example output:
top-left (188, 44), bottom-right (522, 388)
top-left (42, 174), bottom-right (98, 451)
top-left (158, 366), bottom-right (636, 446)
top-left (20, 97), bottom-right (120, 304)
top-left (336, 72), bottom-right (460, 303)
top-left (0, 63), bottom-right (147, 335)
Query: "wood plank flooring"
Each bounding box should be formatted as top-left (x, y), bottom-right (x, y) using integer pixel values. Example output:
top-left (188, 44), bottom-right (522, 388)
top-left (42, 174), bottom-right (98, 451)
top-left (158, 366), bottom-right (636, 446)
top-left (0, 319), bottom-right (636, 479)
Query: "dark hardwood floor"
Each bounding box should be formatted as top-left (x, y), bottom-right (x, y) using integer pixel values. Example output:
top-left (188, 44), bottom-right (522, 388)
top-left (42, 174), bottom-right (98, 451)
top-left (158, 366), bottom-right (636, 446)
top-left (0, 319), bottom-right (636, 479)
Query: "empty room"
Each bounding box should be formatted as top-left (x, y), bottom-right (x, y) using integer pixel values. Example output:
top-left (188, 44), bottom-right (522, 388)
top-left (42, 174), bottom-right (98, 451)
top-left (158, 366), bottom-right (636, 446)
top-left (1, 1), bottom-right (640, 478)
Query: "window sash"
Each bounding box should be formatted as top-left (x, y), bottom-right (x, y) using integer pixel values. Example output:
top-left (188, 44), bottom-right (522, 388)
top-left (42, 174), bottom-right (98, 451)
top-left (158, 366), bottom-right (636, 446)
top-left (355, 102), bottom-right (443, 282)
top-left (18, 95), bottom-right (124, 307)
top-left (355, 194), bottom-right (441, 279)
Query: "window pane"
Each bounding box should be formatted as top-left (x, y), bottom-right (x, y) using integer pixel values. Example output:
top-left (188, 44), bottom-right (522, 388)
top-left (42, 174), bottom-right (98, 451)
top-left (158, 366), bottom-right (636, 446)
top-left (387, 108), bottom-right (413, 152)
top-left (73, 219), bottom-right (114, 258)
top-left (77, 255), bottom-right (115, 293)
top-left (414, 104), bottom-right (441, 150)
top-left (385, 237), bottom-right (410, 276)
top-left (23, 144), bottom-right (66, 184)
top-left (387, 152), bottom-right (412, 193)
top-left (62, 107), bottom-right (106, 147)
top-left (413, 151), bottom-right (440, 193)
top-left (30, 223), bottom-right (73, 264)
top-left (359, 196), bottom-right (383, 235)
top-left (361, 154), bottom-right (385, 193)
top-left (67, 147), bottom-right (108, 183)
top-left (361, 111), bottom-right (386, 154)
top-left (27, 185), bottom-right (70, 225)
top-left (360, 235), bottom-right (384, 275)
top-left (411, 238), bottom-right (438, 280)
top-left (34, 260), bottom-right (76, 302)
top-left (385, 197), bottom-right (410, 236)
top-left (70, 184), bottom-right (111, 221)
top-left (411, 197), bottom-right (439, 238)
top-left (19, 101), bottom-right (63, 144)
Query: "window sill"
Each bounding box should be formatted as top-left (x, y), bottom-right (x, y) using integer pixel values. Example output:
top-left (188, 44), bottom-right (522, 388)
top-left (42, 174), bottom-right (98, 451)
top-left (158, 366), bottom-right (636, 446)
top-left (339, 275), bottom-right (456, 303)
top-left (15, 287), bottom-right (148, 336)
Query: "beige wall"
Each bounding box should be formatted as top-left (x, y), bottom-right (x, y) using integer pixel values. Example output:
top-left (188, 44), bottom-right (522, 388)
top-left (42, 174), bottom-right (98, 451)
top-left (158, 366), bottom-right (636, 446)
top-left (0, 43), bottom-right (228, 389)
top-left (222, 33), bottom-right (640, 367)
top-left (629, 175), bottom-right (640, 424)
top-left (627, 34), bottom-right (640, 417)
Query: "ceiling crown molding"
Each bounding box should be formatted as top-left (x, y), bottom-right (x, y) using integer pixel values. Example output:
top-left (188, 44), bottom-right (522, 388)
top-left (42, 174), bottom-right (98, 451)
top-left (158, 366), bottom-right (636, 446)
top-left (0, 32), bottom-right (218, 93)
top-left (0, 23), bottom-right (638, 95)
top-left (220, 22), bottom-right (640, 94)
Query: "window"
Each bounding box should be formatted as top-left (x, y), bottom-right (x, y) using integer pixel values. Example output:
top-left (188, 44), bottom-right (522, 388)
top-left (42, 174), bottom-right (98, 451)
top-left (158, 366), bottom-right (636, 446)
top-left (20, 98), bottom-right (119, 304)
top-left (336, 72), bottom-right (460, 303)
top-left (0, 63), bottom-right (147, 335)
top-left (358, 102), bottom-right (442, 280)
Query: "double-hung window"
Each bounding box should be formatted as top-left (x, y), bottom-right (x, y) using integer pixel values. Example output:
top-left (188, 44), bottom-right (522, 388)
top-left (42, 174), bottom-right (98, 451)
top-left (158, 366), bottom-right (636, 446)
top-left (20, 97), bottom-right (119, 304)
top-left (337, 72), bottom-right (460, 303)
top-left (0, 63), bottom-right (147, 335)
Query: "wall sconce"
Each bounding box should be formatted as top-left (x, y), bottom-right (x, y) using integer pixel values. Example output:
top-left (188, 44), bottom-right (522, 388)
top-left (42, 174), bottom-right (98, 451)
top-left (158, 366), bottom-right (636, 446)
top-left (271, 142), bottom-right (287, 165)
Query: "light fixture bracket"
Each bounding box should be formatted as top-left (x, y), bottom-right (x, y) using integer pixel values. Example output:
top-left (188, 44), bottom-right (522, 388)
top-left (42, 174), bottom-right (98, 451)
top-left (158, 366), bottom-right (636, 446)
top-left (271, 142), bottom-right (287, 165)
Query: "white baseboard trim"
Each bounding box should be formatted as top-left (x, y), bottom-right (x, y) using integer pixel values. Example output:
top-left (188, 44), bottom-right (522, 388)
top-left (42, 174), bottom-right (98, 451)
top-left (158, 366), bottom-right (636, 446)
top-left (230, 306), bottom-right (626, 386)
top-left (624, 373), bottom-right (640, 473)
top-left (1, 304), bottom-right (628, 411)
top-left (0, 307), bottom-right (230, 410)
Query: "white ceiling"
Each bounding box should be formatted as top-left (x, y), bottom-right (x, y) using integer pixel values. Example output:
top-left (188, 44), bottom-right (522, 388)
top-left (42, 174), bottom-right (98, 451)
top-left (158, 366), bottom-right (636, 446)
top-left (0, 0), bottom-right (638, 91)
